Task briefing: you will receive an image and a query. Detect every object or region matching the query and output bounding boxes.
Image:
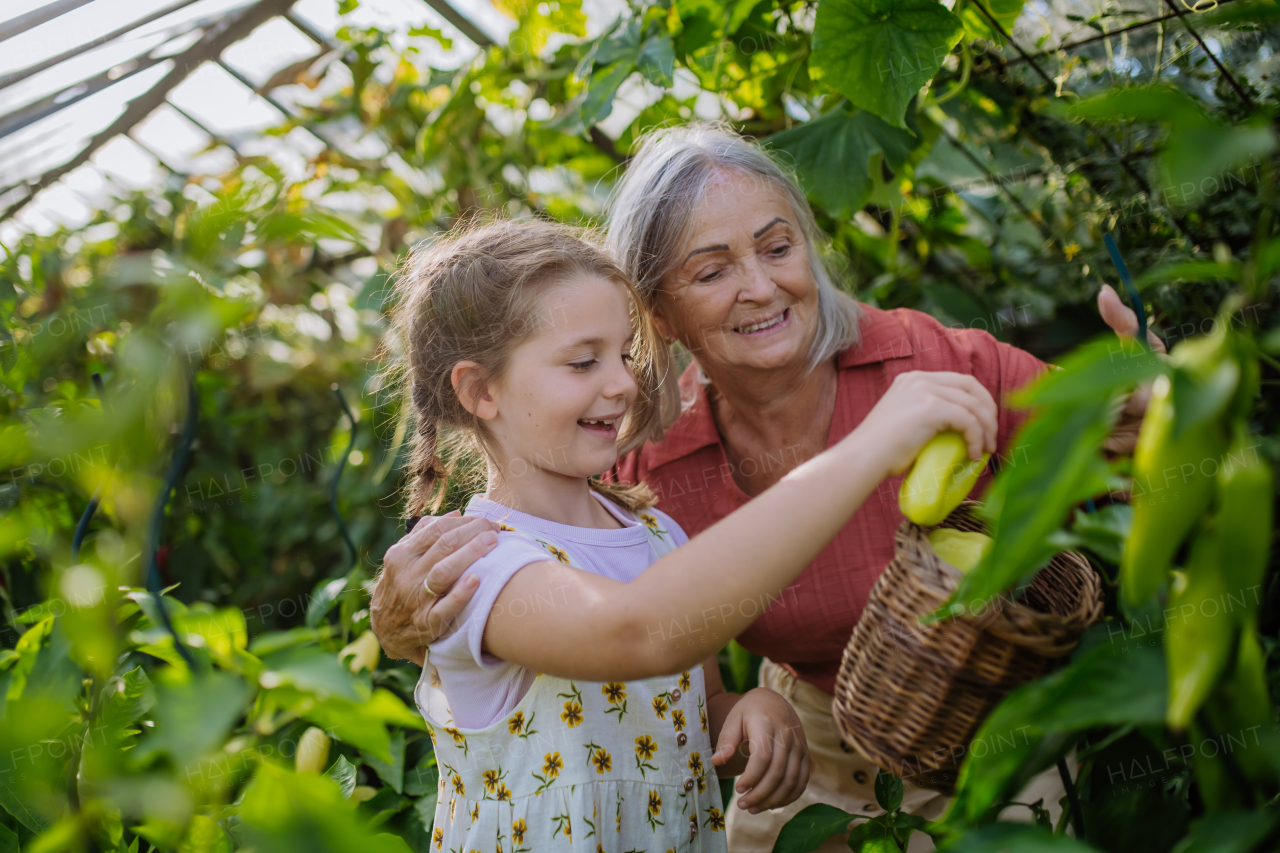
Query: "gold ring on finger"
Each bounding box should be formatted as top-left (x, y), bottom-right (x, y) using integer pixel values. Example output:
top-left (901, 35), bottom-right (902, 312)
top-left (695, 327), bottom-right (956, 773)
top-left (422, 579), bottom-right (439, 599)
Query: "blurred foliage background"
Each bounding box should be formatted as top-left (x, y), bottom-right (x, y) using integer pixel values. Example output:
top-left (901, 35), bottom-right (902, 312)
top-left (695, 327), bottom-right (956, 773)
top-left (2, 0), bottom-right (1280, 849)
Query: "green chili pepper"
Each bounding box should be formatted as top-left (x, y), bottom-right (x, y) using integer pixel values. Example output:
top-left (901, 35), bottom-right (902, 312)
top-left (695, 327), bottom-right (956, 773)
top-left (1165, 526), bottom-right (1236, 731)
top-left (1189, 719), bottom-right (1244, 813)
top-left (1121, 370), bottom-right (1232, 608)
top-left (1204, 629), bottom-right (1277, 788)
top-left (899, 430), bottom-right (990, 527)
top-left (1215, 427), bottom-right (1273, 622)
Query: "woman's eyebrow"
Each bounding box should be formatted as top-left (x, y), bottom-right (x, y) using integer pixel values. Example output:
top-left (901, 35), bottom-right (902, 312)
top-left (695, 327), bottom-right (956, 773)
top-left (753, 217), bottom-right (791, 239)
top-left (682, 243), bottom-right (730, 266)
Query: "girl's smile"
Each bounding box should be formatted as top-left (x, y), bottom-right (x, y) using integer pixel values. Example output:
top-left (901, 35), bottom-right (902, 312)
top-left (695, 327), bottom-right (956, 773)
top-left (578, 411), bottom-right (626, 440)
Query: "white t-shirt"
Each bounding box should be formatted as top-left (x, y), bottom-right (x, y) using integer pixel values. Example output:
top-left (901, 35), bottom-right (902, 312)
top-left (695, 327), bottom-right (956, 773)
top-left (419, 492), bottom-right (688, 729)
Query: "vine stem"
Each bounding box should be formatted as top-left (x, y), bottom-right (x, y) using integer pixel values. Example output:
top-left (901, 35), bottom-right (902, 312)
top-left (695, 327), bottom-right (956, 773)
top-left (330, 385), bottom-right (359, 573)
top-left (1056, 757), bottom-right (1086, 838)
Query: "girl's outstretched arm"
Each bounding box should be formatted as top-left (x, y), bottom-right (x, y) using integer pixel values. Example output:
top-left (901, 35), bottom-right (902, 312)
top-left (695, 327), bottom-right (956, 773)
top-left (483, 370), bottom-right (998, 679)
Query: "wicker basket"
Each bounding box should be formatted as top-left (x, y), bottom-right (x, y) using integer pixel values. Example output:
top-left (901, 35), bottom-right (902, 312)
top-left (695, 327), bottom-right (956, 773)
top-left (831, 501), bottom-right (1102, 793)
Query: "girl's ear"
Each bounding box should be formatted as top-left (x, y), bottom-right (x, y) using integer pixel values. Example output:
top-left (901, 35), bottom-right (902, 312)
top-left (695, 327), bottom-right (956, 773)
top-left (451, 361), bottom-right (498, 420)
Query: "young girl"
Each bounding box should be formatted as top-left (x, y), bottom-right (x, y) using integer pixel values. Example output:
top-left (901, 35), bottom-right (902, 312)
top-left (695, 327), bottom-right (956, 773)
top-left (390, 220), bottom-right (996, 853)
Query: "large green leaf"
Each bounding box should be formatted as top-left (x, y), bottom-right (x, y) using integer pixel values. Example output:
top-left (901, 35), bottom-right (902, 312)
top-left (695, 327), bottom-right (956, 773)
top-left (363, 729), bottom-right (405, 793)
top-left (765, 107), bottom-right (919, 217)
top-left (957, 0), bottom-right (1025, 42)
top-left (771, 803), bottom-right (857, 852)
top-left (811, 0), bottom-right (963, 128)
top-left (1170, 811), bottom-right (1277, 853)
top-left (947, 635), bottom-right (1166, 824)
top-left (940, 824), bottom-right (1102, 852)
top-left (0, 823), bottom-right (16, 853)
top-left (136, 671), bottom-right (251, 770)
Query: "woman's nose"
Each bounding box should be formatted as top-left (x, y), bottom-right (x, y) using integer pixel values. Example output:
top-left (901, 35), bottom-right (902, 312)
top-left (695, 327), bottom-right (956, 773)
top-left (737, 254), bottom-right (777, 303)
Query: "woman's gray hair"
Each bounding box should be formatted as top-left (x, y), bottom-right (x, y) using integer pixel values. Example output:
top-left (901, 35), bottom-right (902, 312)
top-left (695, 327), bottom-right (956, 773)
top-left (603, 122), bottom-right (862, 379)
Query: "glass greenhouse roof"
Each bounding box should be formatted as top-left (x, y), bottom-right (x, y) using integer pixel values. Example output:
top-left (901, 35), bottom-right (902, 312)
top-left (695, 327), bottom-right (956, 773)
top-left (0, 0), bottom-right (512, 243)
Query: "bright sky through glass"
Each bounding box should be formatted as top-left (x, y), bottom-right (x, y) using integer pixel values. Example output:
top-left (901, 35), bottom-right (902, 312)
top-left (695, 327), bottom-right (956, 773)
top-left (0, 0), bottom-right (515, 245)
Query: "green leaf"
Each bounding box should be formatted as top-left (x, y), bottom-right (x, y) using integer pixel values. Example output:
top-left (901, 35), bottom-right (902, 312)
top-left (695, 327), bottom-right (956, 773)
top-left (638, 36), bottom-right (676, 87)
top-left (938, 824), bottom-right (1101, 853)
top-left (811, 0), bottom-right (964, 128)
top-left (260, 646), bottom-right (363, 702)
top-left (0, 822), bottom-right (16, 853)
top-left (1134, 261), bottom-right (1241, 291)
top-left (136, 671), bottom-right (251, 769)
top-left (328, 755), bottom-right (359, 799)
top-left (1013, 335), bottom-right (1168, 408)
top-left (873, 769), bottom-right (903, 812)
top-left (580, 60), bottom-right (636, 127)
top-left (770, 803), bottom-right (857, 852)
top-left (1066, 84), bottom-right (1212, 129)
top-left (404, 752), bottom-right (439, 797)
top-left (1047, 503), bottom-right (1131, 564)
top-left (1170, 811), bottom-right (1277, 853)
top-left (178, 814), bottom-right (233, 853)
top-left (924, 282), bottom-right (990, 331)
top-left (846, 815), bottom-right (897, 853)
top-left (1162, 123), bottom-right (1277, 207)
top-left (765, 107), bottom-right (919, 217)
top-left (306, 577), bottom-right (351, 629)
top-left (300, 689), bottom-right (425, 763)
top-left (957, 0), bottom-right (1025, 42)
top-left (414, 788), bottom-right (439, 836)
top-left (947, 637), bottom-right (1166, 824)
top-left (363, 729), bottom-right (406, 793)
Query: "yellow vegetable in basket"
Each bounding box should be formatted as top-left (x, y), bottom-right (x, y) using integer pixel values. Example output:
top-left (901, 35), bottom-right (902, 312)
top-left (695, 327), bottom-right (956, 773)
top-left (926, 529), bottom-right (994, 574)
top-left (900, 431), bottom-right (990, 526)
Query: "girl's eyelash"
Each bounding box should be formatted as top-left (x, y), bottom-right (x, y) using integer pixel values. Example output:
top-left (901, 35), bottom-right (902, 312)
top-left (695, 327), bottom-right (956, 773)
top-left (570, 358), bottom-right (597, 371)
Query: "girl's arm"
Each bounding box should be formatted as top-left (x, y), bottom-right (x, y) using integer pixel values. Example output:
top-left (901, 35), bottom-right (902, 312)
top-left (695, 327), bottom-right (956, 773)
top-left (482, 370), bottom-right (998, 680)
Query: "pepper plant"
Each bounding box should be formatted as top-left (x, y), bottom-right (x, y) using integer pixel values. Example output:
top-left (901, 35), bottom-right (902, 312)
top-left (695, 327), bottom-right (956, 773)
top-left (2, 0), bottom-right (1279, 851)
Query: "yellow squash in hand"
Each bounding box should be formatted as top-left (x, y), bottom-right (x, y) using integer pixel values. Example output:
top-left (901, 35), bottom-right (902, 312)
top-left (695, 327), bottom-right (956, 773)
top-left (900, 431), bottom-right (990, 526)
top-left (926, 529), bottom-right (994, 574)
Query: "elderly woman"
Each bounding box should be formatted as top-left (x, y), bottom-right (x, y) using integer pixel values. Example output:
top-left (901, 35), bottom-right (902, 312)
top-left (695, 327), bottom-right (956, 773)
top-left (371, 124), bottom-right (1161, 851)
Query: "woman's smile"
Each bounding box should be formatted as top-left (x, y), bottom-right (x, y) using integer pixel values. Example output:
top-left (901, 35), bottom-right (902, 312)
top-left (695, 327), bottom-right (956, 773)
top-left (733, 307), bottom-right (790, 336)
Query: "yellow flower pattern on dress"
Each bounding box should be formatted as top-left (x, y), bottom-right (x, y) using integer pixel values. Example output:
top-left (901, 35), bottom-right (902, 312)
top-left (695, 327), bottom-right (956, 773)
top-left (646, 789), bottom-right (665, 830)
top-left (602, 681), bottom-right (628, 722)
top-left (536, 538), bottom-right (571, 564)
top-left (499, 524), bottom-right (515, 531)
top-left (413, 514), bottom-right (724, 853)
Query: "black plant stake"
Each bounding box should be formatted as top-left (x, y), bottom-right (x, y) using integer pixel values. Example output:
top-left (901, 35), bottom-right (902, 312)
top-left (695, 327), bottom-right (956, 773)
top-left (330, 384), bottom-right (358, 572)
top-left (70, 373), bottom-right (106, 561)
top-left (143, 376), bottom-right (200, 669)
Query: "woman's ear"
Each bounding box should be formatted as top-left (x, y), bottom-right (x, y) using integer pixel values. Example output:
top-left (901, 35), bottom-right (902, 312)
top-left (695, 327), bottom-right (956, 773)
top-left (451, 361), bottom-right (498, 420)
top-left (652, 309), bottom-right (677, 345)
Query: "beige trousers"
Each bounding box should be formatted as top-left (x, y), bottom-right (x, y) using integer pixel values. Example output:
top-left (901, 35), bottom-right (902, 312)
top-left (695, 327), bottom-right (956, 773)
top-left (724, 659), bottom-right (1074, 852)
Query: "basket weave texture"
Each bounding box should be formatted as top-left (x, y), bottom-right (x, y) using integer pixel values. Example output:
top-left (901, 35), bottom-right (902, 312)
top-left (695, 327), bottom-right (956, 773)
top-left (831, 501), bottom-right (1102, 793)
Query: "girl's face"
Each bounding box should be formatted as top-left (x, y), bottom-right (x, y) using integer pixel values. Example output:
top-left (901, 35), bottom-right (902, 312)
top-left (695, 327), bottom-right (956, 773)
top-left (485, 275), bottom-right (639, 482)
top-left (656, 169), bottom-right (819, 376)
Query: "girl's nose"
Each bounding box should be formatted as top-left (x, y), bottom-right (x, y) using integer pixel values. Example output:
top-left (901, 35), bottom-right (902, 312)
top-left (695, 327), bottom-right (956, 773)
top-left (603, 354), bottom-right (638, 400)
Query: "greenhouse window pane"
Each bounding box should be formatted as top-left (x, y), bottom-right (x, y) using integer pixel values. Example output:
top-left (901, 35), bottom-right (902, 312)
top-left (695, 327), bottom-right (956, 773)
top-left (0, 61), bottom-right (170, 185)
top-left (168, 61), bottom-right (284, 136)
top-left (91, 134), bottom-right (167, 190)
top-left (222, 17), bottom-right (321, 88)
top-left (131, 103), bottom-right (239, 175)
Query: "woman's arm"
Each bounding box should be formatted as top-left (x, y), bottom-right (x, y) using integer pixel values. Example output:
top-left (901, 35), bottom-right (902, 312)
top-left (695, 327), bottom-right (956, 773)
top-left (483, 370), bottom-right (998, 679)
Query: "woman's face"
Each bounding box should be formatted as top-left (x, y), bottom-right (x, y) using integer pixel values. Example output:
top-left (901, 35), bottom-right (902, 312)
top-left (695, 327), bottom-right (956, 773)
top-left (655, 169), bottom-right (820, 376)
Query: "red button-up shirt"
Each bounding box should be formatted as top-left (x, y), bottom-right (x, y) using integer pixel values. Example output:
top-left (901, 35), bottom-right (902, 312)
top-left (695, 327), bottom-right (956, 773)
top-left (611, 303), bottom-right (1047, 696)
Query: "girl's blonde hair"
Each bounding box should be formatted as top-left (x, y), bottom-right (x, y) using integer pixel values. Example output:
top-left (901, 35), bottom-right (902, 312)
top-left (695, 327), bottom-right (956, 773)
top-left (388, 219), bottom-right (669, 516)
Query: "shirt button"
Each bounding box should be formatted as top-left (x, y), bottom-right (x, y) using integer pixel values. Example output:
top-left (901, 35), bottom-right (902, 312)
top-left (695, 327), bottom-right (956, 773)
top-left (671, 689), bottom-right (682, 701)
top-left (684, 777), bottom-right (695, 791)
top-left (677, 732), bottom-right (688, 746)
top-left (690, 820), bottom-right (699, 838)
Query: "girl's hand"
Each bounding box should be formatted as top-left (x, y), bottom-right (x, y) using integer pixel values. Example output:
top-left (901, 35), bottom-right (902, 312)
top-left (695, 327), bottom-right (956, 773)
top-left (370, 512), bottom-right (499, 664)
top-left (851, 370), bottom-right (999, 480)
top-left (710, 688), bottom-right (810, 813)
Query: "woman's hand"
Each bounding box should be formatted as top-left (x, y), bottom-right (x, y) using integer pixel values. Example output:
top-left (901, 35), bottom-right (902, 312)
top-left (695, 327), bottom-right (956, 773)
top-left (1098, 284), bottom-right (1168, 455)
top-left (852, 370), bottom-right (999, 479)
top-left (369, 512), bottom-right (499, 665)
top-left (710, 688), bottom-right (810, 813)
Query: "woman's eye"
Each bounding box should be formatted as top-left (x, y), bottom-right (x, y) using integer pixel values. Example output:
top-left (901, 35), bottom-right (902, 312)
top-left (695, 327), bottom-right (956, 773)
top-left (696, 268), bottom-right (722, 283)
top-left (768, 243), bottom-right (791, 258)
top-left (570, 359), bottom-right (598, 371)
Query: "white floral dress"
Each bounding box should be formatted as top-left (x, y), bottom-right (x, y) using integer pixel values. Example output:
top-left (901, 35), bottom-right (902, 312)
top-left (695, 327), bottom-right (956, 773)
top-left (415, 512), bottom-right (727, 853)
